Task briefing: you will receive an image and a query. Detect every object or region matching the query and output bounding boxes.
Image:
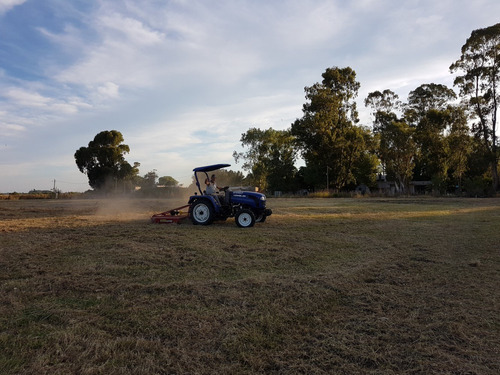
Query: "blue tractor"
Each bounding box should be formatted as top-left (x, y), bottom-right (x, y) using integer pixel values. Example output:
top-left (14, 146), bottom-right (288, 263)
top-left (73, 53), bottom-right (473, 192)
top-left (188, 164), bottom-right (272, 227)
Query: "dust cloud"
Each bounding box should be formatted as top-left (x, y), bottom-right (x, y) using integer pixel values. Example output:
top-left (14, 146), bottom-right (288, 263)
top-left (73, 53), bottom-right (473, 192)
top-left (92, 198), bottom-right (186, 222)
top-left (93, 198), bottom-right (149, 221)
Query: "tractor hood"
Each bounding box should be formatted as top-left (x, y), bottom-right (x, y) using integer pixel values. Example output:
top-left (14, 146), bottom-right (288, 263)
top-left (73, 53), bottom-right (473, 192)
top-left (230, 190), bottom-right (267, 210)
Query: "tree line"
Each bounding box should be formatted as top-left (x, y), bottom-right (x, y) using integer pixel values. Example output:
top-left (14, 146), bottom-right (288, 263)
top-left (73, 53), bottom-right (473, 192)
top-left (74, 130), bottom-right (248, 194)
top-left (234, 23), bottom-right (500, 195)
top-left (75, 23), bottom-right (499, 196)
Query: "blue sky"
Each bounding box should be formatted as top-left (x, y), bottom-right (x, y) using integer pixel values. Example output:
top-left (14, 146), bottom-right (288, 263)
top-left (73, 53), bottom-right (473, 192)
top-left (1, 0), bottom-right (499, 192)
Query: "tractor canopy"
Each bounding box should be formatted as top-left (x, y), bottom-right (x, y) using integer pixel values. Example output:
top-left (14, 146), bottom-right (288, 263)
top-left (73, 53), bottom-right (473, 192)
top-left (193, 164), bottom-right (230, 173)
top-left (193, 164), bottom-right (231, 195)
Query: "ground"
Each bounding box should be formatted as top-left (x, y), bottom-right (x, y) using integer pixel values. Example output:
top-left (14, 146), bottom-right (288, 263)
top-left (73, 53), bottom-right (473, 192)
top-left (0, 197), bottom-right (499, 374)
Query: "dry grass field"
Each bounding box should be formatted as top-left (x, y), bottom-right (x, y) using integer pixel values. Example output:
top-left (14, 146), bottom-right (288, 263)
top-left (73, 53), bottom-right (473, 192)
top-left (0, 197), bottom-right (499, 374)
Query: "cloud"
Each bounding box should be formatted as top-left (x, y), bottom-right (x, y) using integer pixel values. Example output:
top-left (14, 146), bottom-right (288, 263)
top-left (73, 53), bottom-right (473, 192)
top-left (0, 0), bottom-right (26, 15)
top-left (5, 87), bottom-right (51, 107)
top-left (98, 13), bottom-right (165, 45)
top-left (2, 0), bottom-right (500, 192)
top-left (0, 86), bottom-right (92, 132)
top-left (52, 2), bottom-right (267, 91)
top-left (0, 122), bottom-right (26, 136)
top-left (4, 87), bottom-right (90, 114)
top-left (97, 82), bottom-right (120, 99)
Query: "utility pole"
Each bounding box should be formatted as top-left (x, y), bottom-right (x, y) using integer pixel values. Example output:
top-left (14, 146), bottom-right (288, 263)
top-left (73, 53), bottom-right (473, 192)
top-left (53, 179), bottom-right (58, 199)
top-left (326, 166), bottom-right (330, 192)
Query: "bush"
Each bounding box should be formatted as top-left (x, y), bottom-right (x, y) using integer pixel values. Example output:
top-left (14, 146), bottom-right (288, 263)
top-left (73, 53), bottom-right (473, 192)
top-left (463, 176), bottom-right (495, 197)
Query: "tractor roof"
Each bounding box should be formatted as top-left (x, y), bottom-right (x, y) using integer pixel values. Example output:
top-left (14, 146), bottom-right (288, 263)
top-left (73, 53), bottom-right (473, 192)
top-left (193, 164), bottom-right (231, 173)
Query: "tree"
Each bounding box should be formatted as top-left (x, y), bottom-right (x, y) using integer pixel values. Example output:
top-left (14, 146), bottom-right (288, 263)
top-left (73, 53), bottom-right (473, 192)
top-left (405, 84), bottom-right (457, 183)
top-left (142, 170), bottom-right (158, 189)
top-left (450, 23), bottom-right (500, 190)
top-left (447, 106), bottom-right (473, 191)
top-left (158, 176), bottom-right (178, 187)
top-left (405, 83), bottom-right (457, 126)
top-left (118, 161), bottom-right (141, 192)
top-left (211, 169), bottom-right (247, 187)
top-left (75, 130), bottom-right (138, 191)
top-left (364, 89), bottom-right (402, 133)
top-left (379, 121), bottom-right (417, 193)
top-left (234, 127), bottom-right (297, 192)
top-left (351, 126), bottom-right (380, 188)
top-left (365, 89), bottom-right (401, 180)
top-left (291, 66), bottom-right (372, 190)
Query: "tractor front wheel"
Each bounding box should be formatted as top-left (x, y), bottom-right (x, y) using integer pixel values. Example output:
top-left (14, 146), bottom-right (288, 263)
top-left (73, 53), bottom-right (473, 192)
top-left (235, 209), bottom-right (255, 228)
top-left (255, 213), bottom-right (267, 223)
top-left (190, 201), bottom-right (214, 225)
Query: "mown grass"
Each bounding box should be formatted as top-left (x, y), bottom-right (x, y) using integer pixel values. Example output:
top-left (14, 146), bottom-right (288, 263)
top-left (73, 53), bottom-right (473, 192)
top-left (0, 197), bottom-right (499, 374)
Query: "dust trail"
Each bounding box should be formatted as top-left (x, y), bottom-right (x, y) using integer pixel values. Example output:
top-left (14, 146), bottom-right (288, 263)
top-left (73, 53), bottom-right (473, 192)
top-left (92, 197), bottom-right (188, 222)
top-left (93, 198), bottom-right (147, 221)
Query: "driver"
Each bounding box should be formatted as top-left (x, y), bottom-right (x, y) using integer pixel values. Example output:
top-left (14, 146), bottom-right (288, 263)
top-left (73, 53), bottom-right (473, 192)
top-left (205, 174), bottom-right (217, 195)
top-left (205, 174), bottom-right (221, 204)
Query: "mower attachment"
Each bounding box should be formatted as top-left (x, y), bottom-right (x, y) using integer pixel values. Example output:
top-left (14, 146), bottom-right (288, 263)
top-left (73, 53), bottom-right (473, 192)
top-left (151, 204), bottom-right (190, 224)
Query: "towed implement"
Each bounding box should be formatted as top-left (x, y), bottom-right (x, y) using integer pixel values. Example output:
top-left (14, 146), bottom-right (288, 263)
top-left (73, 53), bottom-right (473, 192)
top-left (151, 164), bottom-right (272, 228)
top-left (150, 204), bottom-right (190, 224)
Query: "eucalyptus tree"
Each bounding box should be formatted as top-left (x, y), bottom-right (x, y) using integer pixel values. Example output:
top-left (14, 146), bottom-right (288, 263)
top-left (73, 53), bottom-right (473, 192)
top-left (379, 121), bottom-right (417, 193)
top-left (75, 130), bottom-right (138, 191)
top-left (364, 89), bottom-right (402, 133)
top-left (447, 107), bottom-right (473, 191)
top-left (405, 84), bottom-right (457, 185)
top-left (291, 67), bottom-right (376, 190)
top-left (405, 83), bottom-right (457, 126)
top-left (450, 23), bottom-right (500, 190)
top-left (364, 89), bottom-right (401, 180)
top-left (158, 176), bottom-right (179, 187)
top-left (234, 127), bottom-right (297, 192)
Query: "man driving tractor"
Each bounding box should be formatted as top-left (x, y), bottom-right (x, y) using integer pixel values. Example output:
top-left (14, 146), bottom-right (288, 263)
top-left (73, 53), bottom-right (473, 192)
top-left (151, 164), bottom-right (271, 227)
top-left (204, 174), bottom-right (221, 204)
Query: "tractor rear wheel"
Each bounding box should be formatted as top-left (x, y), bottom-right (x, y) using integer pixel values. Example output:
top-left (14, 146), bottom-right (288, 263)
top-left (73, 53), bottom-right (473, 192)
top-left (190, 201), bottom-right (214, 225)
top-left (235, 209), bottom-right (255, 228)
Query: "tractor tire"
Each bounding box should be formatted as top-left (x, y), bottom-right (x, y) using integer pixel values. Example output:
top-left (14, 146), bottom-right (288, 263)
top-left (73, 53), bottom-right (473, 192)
top-left (235, 209), bottom-right (255, 228)
top-left (255, 213), bottom-right (267, 223)
top-left (190, 201), bottom-right (214, 225)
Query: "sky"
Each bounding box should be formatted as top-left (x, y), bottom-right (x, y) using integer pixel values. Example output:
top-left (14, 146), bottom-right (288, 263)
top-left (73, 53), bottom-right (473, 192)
top-left (1, 0), bottom-right (499, 193)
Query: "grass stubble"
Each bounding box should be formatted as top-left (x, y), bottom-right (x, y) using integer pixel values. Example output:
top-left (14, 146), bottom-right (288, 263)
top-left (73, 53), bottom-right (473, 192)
top-left (0, 197), bottom-right (499, 374)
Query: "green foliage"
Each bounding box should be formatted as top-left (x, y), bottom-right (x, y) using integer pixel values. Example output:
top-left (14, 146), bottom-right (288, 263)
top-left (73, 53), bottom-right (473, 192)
top-left (365, 89), bottom-right (402, 114)
top-left (211, 169), bottom-right (247, 187)
top-left (158, 176), bottom-right (178, 187)
top-left (75, 130), bottom-right (138, 191)
top-left (364, 89), bottom-right (402, 133)
top-left (404, 84), bottom-right (458, 182)
top-left (450, 22), bottom-right (500, 189)
top-left (379, 121), bottom-right (417, 192)
top-left (292, 67), bottom-right (375, 191)
top-left (412, 109), bottom-right (450, 181)
top-left (463, 175), bottom-right (495, 197)
top-left (352, 151), bottom-right (379, 188)
top-left (405, 83), bottom-right (457, 126)
top-left (234, 127), bottom-right (297, 192)
top-left (141, 170), bottom-right (158, 190)
top-left (365, 83), bottom-right (477, 195)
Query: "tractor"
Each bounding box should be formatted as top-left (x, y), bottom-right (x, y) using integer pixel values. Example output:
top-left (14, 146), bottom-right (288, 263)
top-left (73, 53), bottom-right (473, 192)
top-left (151, 164), bottom-right (272, 228)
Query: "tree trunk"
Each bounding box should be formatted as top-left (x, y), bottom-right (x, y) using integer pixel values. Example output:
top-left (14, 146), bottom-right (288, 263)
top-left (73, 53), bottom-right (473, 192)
top-left (491, 161), bottom-right (499, 191)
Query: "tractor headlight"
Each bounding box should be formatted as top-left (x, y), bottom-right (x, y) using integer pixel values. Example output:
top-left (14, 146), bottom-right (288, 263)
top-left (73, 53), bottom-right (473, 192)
top-left (260, 196), bottom-right (266, 201)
